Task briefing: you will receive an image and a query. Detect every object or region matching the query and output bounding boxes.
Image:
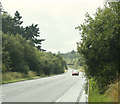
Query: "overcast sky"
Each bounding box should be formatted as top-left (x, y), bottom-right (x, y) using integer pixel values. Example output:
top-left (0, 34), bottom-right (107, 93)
top-left (1, 0), bottom-right (104, 53)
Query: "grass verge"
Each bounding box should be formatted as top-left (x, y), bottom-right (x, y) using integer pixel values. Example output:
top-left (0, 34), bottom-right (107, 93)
top-left (84, 81), bottom-right (88, 94)
top-left (105, 78), bottom-right (119, 103)
top-left (89, 78), bottom-right (120, 103)
top-left (2, 71), bottom-right (55, 84)
top-left (88, 78), bottom-right (110, 102)
top-left (2, 76), bottom-right (41, 84)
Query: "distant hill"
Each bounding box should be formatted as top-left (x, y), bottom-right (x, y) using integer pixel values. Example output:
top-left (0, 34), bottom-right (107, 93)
top-left (60, 50), bottom-right (82, 69)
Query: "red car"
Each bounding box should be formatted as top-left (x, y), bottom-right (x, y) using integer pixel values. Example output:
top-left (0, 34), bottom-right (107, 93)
top-left (72, 70), bottom-right (79, 76)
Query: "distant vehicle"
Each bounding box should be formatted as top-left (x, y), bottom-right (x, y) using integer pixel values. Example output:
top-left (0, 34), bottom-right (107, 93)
top-left (72, 70), bottom-right (79, 76)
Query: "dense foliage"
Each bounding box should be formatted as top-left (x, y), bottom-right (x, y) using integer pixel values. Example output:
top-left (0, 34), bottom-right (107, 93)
top-left (2, 33), bottom-right (67, 75)
top-left (1, 10), bottom-right (67, 77)
top-left (2, 11), bottom-right (45, 51)
top-left (60, 50), bottom-right (83, 69)
top-left (76, 2), bottom-right (119, 93)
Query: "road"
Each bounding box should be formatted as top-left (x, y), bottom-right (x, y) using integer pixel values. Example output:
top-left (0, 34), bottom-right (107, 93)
top-left (2, 69), bottom-right (87, 103)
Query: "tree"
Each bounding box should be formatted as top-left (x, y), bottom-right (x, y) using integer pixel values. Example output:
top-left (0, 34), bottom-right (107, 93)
top-left (2, 33), bottom-right (67, 75)
top-left (2, 34), bottom-right (29, 73)
top-left (76, 2), bottom-right (119, 93)
top-left (2, 10), bottom-right (67, 77)
top-left (13, 11), bottom-right (24, 35)
top-left (24, 24), bottom-right (45, 50)
top-left (14, 11), bottom-right (23, 26)
top-left (2, 13), bottom-right (15, 34)
top-left (2, 11), bottom-right (45, 50)
top-left (2, 11), bottom-right (24, 35)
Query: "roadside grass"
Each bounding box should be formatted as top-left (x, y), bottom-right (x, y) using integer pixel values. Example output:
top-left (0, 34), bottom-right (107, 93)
top-left (89, 78), bottom-right (110, 102)
top-left (2, 71), bottom-right (55, 84)
top-left (2, 71), bottom-right (39, 84)
top-left (84, 81), bottom-right (88, 94)
top-left (89, 78), bottom-right (120, 103)
top-left (105, 78), bottom-right (120, 103)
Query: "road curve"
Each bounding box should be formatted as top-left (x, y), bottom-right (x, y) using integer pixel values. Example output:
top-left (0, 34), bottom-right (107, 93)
top-left (2, 69), bottom-right (86, 102)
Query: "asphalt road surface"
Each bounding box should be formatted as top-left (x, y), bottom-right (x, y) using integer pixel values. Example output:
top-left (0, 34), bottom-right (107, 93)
top-left (2, 69), bottom-right (86, 102)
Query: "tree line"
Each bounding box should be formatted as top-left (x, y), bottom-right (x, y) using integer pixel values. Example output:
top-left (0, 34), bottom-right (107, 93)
top-left (60, 50), bottom-right (83, 69)
top-left (1, 9), bottom-right (67, 76)
top-left (76, 2), bottom-right (119, 93)
top-left (2, 10), bottom-right (45, 51)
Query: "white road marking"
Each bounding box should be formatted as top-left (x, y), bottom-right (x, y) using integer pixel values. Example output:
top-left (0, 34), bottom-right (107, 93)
top-left (2, 93), bottom-right (6, 97)
top-left (56, 97), bottom-right (62, 102)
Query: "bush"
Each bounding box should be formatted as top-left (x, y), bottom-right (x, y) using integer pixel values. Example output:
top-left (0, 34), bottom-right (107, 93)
top-left (27, 71), bottom-right (37, 77)
top-left (76, 2), bottom-right (119, 93)
top-left (2, 33), bottom-right (67, 77)
top-left (2, 72), bottom-right (25, 81)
